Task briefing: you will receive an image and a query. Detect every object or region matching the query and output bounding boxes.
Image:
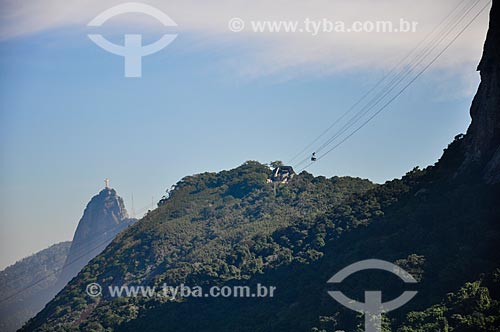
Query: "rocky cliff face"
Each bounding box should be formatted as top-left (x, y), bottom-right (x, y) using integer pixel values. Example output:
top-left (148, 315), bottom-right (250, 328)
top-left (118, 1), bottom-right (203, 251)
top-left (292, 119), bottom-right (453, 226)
top-left (461, 1), bottom-right (500, 183)
top-left (58, 188), bottom-right (136, 286)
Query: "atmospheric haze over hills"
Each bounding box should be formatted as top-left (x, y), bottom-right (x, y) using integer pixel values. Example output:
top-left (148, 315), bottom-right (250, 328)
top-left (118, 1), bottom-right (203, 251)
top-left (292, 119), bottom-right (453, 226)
top-left (0, 188), bottom-right (135, 332)
top-left (0, 1), bottom-right (499, 331)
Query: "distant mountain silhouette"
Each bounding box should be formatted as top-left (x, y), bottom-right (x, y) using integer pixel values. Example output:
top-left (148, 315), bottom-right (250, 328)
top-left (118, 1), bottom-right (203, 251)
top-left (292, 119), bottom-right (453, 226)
top-left (0, 242), bottom-right (71, 332)
top-left (0, 187), bottom-right (135, 332)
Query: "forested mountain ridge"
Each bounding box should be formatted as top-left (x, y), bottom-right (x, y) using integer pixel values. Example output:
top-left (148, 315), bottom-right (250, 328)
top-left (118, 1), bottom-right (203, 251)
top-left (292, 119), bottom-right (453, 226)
top-left (20, 163), bottom-right (376, 331)
top-left (20, 2), bottom-right (500, 332)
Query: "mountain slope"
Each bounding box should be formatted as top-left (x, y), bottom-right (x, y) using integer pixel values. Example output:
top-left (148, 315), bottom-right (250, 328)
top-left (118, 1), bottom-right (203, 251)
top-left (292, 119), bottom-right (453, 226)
top-left (0, 242), bottom-right (71, 332)
top-left (20, 163), bottom-right (374, 331)
top-left (80, 163), bottom-right (500, 332)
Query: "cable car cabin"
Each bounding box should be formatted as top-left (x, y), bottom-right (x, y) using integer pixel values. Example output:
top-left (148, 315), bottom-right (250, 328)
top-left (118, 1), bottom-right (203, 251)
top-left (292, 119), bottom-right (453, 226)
top-left (269, 166), bottom-right (296, 183)
top-left (311, 152), bottom-right (317, 161)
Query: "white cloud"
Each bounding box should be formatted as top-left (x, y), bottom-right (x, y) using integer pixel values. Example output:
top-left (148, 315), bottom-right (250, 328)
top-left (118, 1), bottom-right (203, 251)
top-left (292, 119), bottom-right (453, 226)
top-left (0, 0), bottom-right (491, 82)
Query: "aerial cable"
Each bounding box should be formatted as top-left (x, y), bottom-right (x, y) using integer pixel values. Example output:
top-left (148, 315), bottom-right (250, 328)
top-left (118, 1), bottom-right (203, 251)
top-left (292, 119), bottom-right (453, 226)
top-left (290, 0), bottom-right (473, 167)
top-left (291, 0), bottom-right (476, 168)
top-left (293, 0), bottom-right (486, 169)
top-left (298, 0), bottom-right (491, 172)
top-left (312, 0), bottom-right (482, 156)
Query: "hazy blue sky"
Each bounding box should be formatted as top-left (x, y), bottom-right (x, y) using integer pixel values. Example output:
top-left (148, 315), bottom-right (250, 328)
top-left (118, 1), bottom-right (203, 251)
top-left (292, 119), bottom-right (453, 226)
top-left (0, 0), bottom-right (491, 269)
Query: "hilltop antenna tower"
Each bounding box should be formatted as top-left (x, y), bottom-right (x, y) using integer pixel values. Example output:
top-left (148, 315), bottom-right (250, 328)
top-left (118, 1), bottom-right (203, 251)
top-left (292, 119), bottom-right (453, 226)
top-left (131, 193), bottom-right (136, 218)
